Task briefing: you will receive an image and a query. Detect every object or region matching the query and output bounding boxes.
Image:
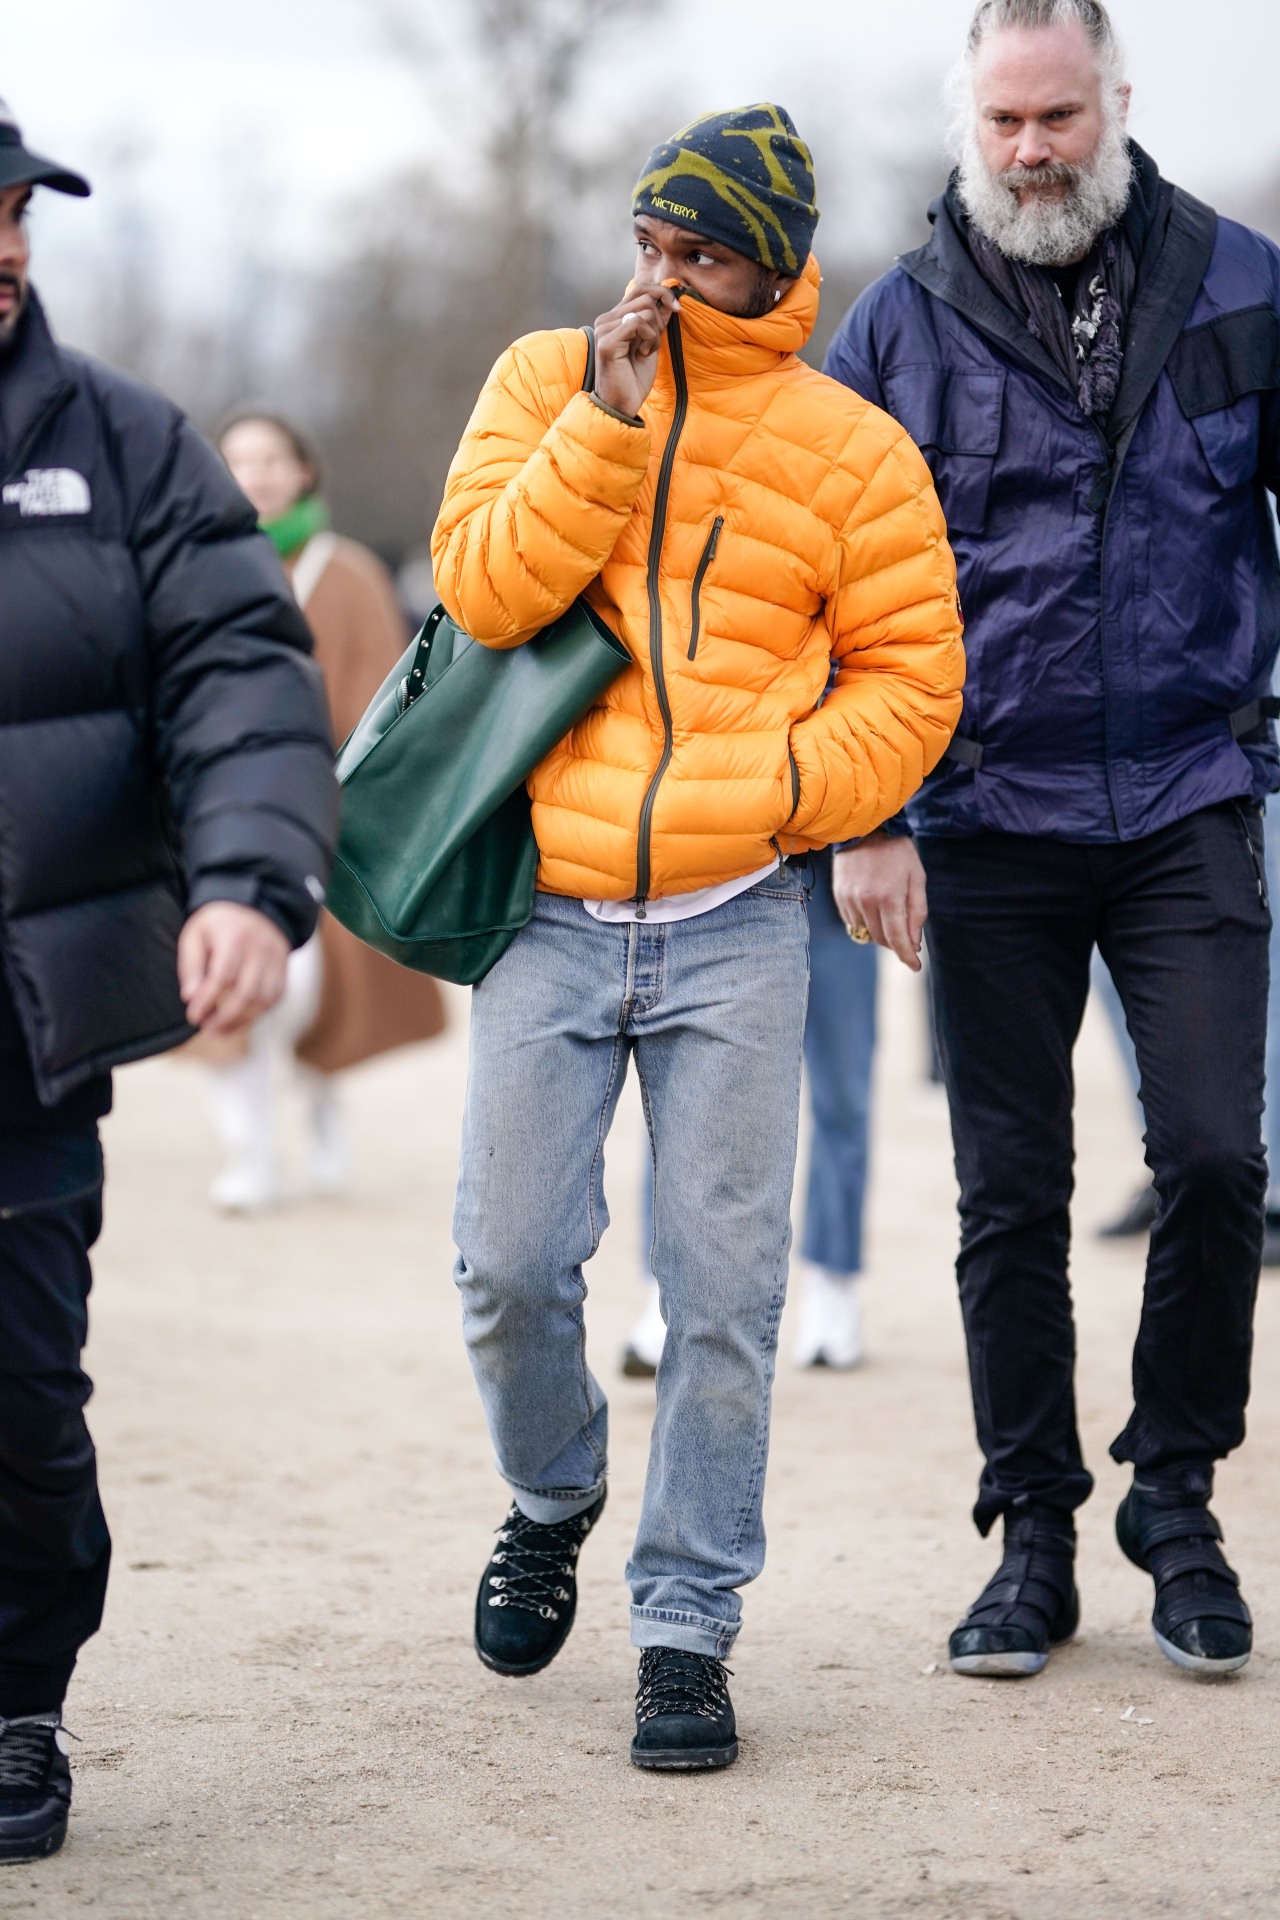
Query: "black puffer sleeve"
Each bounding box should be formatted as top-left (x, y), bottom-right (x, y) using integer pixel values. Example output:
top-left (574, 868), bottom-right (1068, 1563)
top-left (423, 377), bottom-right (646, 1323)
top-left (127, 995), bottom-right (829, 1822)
top-left (128, 412), bottom-right (339, 947)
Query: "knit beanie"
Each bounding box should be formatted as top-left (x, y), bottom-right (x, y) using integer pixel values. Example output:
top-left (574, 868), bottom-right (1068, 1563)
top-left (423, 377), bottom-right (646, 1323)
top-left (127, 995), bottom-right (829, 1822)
top-left (632, 104), bottom-right (819, 276)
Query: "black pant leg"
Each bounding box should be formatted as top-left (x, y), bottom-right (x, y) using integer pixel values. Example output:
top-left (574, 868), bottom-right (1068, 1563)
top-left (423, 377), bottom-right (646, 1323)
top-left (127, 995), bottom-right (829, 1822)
top-left (0, 1176), bottom-right (110, 1715)
top-left (920, 835), bottom-right (1098, 1534)
top-left (1100, 803), bottom-right (1269, 1476)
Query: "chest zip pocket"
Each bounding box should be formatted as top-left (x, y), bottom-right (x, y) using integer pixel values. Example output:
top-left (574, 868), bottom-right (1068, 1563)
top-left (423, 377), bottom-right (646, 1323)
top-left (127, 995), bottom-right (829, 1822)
top-left (687, 516), bottom-right (724, 660)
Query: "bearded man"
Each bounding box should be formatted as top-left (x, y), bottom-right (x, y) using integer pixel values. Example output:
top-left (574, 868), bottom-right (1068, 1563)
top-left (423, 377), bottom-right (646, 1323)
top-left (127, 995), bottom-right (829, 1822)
top-left (431, 104), bottom-right (962, 1768)
top-left (826, 0), bottom-right (1280, 1680)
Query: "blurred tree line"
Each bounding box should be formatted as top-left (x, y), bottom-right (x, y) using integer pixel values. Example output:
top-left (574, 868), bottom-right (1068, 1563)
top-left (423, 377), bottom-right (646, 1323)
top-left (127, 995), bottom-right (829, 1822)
top-left (67, 0), bottom-right (941, 578)
top-left (56, 1), bottom-right (1280, 580)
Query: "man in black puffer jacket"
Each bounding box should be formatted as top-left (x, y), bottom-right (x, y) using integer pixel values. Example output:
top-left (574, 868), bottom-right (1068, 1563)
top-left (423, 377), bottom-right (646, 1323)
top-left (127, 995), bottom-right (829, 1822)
top-left (0, 104), bottom-right (337, 1862)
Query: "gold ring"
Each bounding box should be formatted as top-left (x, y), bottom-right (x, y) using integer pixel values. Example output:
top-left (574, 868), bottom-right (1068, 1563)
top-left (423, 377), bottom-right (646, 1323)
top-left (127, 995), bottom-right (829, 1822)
top-left (846, 924), bottom-right (874, 945)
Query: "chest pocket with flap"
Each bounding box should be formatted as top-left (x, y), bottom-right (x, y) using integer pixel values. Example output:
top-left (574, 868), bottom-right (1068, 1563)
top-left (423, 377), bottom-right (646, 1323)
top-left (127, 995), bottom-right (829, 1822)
top-left (882, 368), bottom-right (1005, 536)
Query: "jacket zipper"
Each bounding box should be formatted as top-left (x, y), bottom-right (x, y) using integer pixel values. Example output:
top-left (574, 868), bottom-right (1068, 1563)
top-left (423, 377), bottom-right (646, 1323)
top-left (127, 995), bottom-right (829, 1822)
top-left (687, 515), bottom-right (724, 660)
top-left (633, 313), bottom-right (690, 916)
top-left (787, 747), bottom-right (801, 821)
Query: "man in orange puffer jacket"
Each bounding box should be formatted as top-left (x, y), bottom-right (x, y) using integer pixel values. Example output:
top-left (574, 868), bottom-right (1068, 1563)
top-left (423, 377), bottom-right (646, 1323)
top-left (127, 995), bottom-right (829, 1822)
top-left (432, 104), bottom-right (964, 1772)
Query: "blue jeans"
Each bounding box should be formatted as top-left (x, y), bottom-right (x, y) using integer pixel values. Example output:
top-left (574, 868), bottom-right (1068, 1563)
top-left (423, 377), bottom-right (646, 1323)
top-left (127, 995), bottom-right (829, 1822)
top-left (801, 855), bottom-right (878, 1273)
top-left (637, 856), bottom-right (877, 1276)
top-left (453, 866), bottom-right (810, 1657)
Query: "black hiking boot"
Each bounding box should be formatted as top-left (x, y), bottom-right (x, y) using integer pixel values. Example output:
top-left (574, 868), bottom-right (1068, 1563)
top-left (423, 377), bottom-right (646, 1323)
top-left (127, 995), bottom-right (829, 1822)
top-left (949, 1506), bottom-right (1080, 1678)
top-left (474, 1490), bottom-right (606, 1677)
top-left (631, 1649), bottom-right (738, 1772)
top-left (0, 1714), bottom-right (72, 1864)
top-left (1116, 1474), bottom-right (1252, 1675)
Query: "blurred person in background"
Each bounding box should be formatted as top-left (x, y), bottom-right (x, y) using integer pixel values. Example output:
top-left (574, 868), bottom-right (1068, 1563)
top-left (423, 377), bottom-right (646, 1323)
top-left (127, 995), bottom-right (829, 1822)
top-left (624, 876), bottom-right (876, 1376)
top-left (828, 0), bottom-right (1280, 1683)
top-left (202, 414), bottom-right (445, 1213)
top-left (0, 105), bottom-right (336, 1861)
top-left (431, 104), bottom-right (963, 1771)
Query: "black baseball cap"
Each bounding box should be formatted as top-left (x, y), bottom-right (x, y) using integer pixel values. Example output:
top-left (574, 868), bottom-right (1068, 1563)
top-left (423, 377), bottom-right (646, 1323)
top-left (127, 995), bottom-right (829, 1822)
top-left (0, 98), bottom-right (90, 197)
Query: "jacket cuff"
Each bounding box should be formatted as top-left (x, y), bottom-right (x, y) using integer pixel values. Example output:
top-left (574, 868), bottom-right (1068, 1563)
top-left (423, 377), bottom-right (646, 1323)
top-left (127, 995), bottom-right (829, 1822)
top-left (588, 392), bottom-right (645, 429)
top-left (833, 814), bottom-right (914, 852)
top-left (185, 873), bottom-right (319, 949)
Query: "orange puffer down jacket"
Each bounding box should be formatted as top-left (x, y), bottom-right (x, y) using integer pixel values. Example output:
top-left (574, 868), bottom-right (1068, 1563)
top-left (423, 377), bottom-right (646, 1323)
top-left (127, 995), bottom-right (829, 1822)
top-left (431, 258), bottom-right (965, 904)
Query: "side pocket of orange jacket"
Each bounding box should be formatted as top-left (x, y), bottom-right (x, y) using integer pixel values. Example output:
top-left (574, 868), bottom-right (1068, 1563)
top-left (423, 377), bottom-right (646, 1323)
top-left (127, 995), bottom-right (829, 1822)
top-left (786, 745), bottom-right (801, 823)
top-left (687, 516), bottom-right (724, 660)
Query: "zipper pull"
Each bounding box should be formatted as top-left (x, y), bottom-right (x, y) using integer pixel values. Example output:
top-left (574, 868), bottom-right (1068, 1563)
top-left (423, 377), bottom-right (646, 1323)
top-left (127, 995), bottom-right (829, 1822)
top-left (635, 899), bottom-right (648, 921)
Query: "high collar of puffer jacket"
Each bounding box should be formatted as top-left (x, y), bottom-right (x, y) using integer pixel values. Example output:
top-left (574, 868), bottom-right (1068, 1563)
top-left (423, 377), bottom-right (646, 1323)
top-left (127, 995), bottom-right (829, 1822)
top-left (0, 289), bottom-right (74, 483)
top-left (651, 253), bottom-right (820, 391)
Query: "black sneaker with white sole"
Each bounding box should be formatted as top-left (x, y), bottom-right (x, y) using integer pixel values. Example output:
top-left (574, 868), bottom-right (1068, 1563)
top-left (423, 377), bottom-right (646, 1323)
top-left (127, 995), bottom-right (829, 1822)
top-left (474, 1490), bottom-right (606, 1677)
top-left (949, 1506), bottom-right (1079, 1678)
top-left (1116, 1477), bottom-right (1252, 1676)
top-left (631, 1648), bottom-right (738, 1771)
top-left (0, 1714), bottom-right (73, 1864)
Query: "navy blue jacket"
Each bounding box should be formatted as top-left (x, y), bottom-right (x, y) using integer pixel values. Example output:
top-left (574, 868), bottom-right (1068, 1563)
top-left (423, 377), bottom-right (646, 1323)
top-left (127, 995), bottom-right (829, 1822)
top-left (0, 292), bottom-right (338, 1109)
top-left (824, 154), bottom-right (1280, 842)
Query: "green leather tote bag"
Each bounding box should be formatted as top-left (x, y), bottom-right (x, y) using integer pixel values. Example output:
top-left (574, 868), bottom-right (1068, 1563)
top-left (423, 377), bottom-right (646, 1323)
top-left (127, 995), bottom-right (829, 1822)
top-left (326, 594), bottom-right (630, 984)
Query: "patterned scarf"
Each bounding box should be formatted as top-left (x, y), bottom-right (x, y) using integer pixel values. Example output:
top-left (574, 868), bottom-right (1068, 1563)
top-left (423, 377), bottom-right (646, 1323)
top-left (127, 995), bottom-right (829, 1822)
top-left (968, 220), bottom-right (1136, 421)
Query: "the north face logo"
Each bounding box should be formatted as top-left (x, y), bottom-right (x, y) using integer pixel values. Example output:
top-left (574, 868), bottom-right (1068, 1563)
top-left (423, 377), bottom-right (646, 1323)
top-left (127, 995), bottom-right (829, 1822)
top-left (2, 469), bottom-right (92, 516)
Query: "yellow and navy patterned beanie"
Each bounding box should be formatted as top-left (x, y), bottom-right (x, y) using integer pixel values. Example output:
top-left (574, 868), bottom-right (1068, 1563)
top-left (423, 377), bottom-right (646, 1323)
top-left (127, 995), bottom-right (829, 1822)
top-left (632, 103), bottom-right (819, 276)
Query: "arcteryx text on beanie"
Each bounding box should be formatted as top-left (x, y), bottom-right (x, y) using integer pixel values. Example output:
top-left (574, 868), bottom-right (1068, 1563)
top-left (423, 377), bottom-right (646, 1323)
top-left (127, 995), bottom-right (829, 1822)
top-left (632, 103), bottom-right (819, 276)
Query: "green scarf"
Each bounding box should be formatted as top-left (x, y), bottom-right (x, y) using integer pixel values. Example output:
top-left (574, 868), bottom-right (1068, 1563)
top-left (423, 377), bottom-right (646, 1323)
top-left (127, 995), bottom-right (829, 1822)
top-left (263, 492), bottom-right (330, 559)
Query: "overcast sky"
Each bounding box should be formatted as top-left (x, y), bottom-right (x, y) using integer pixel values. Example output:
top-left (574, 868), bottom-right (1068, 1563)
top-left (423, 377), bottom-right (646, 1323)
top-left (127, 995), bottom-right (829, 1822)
top-left (5, 0), bottom-right (1280, 323)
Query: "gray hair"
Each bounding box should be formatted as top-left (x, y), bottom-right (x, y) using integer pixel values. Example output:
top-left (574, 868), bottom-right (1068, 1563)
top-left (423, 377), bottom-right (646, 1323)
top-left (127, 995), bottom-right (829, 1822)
top-left (947, 0), bottom-right (1129, 157)
top-left (969, 0), bottom-right (1125, 83)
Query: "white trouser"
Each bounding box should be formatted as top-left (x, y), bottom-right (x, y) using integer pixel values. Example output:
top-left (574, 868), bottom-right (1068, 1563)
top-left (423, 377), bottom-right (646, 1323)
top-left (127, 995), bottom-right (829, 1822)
top-left (205, 936), bottom-right (334, 1183)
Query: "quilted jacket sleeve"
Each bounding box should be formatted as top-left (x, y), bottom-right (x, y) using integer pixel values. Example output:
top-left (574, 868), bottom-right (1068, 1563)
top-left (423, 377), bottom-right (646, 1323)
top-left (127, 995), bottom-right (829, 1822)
top-left (130, 415), bottom-right (339, 947)
top-left (784, 417), bottom-right (964, 847)
top-left (430, 331), bottom-right (651, 648)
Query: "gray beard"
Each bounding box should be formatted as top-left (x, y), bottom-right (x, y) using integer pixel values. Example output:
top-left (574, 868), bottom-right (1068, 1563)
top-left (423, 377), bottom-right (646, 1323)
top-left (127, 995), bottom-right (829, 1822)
top-left (957, 121), bottom-right (1134, 267)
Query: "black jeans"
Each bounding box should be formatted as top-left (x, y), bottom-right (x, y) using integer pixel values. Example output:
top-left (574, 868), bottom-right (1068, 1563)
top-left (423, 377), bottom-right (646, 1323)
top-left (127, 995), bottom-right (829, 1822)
top-left (920, 803), bottom-right (1270, 1535)
top-left (0, 1131), bottom-right (110, 1714)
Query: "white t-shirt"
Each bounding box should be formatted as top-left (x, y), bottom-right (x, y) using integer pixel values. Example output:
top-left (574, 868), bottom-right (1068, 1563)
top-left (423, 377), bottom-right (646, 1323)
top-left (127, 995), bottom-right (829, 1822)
top-left (582, 858), bottom-right (780, 926)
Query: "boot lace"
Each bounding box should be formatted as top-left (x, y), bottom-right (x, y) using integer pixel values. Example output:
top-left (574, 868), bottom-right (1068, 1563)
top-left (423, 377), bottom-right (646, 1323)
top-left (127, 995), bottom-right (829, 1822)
top-left (636, 1649), bottom-right (732, 1727)
top-left (483, 1504), bottom-right (596, 1624)
top-left (0, 1715), bottom-right (68, 1794)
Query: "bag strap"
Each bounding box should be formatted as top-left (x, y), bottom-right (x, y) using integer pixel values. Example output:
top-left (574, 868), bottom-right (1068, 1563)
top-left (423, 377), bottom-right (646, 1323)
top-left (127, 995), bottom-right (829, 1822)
top-left (405, 328), bottom-right (596, 713)
top-left (402, 604), bottom-right (447, 711)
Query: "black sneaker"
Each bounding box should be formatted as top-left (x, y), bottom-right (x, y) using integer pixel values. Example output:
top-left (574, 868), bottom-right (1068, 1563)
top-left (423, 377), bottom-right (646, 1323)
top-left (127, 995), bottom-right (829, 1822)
top-left (0, 1714), bottom-right (72, 1864)
top-left (949, 1507), bottom-right (1080, 1678)
top-left (474, 1490), bottom-right (606, 1677)
top-left (631, 1649), bottom-right (738, 1771)
top-left (1117, 1477), bottom-right (1252, 1675)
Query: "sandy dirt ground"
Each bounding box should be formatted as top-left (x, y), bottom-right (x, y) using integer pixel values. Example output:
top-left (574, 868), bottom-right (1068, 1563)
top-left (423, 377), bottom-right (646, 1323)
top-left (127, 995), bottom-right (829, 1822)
top-left (5, 960), bottom-right (1279, 1920)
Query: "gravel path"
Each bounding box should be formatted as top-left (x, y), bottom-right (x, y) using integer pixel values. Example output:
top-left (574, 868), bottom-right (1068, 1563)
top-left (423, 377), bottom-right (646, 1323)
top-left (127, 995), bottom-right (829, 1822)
top-left (10, 967), bottom-right (1279, 1918)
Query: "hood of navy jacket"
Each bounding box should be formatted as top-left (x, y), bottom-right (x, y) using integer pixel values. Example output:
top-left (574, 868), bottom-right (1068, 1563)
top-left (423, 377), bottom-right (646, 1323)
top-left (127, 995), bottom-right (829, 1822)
top-left (824, 144), bottom-right (1280, 844)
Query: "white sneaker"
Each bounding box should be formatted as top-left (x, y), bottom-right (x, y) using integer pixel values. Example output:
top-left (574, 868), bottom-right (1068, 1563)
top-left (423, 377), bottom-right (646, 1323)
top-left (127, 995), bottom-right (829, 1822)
top-left (209, 1158), bottom-right (281, 1215)
top-left (307, 1081), bottom-right (351, 1197)
top-left (621, 1286), bottom-right (667, 1378)
top-left (792, 1264), bottom-right (865, 1370)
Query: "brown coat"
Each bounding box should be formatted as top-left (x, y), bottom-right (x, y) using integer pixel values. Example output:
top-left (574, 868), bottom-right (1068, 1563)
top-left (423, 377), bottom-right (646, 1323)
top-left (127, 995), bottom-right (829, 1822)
top-left (289, 536), bottom-right (445, 1074)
